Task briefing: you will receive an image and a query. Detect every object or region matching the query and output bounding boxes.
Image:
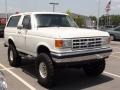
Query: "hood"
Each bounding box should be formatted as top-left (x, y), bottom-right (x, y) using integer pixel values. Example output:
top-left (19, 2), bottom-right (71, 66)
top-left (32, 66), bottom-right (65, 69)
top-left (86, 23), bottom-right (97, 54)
top-left (37, 27), bottom-right (109, 39)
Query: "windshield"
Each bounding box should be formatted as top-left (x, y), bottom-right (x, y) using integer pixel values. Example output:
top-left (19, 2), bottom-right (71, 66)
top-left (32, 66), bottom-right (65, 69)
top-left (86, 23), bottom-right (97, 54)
top-left (35, 14), bottom-right (78, 28)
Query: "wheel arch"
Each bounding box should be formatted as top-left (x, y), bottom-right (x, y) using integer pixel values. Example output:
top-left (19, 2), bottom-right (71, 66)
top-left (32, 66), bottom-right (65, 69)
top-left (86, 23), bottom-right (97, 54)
top-left (8, 37), bottom-right (16, 48)
top-left (37, 45), bottom-right (51, 57)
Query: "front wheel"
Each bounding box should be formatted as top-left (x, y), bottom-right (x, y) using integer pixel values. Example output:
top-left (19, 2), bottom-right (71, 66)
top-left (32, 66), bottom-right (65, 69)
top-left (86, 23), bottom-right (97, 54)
top-left (8, 45), bottom-right (21, 67)
top-left (83, 59), bottom-right (105, 77)
top-left (35, 53), bottom-right (54, 88)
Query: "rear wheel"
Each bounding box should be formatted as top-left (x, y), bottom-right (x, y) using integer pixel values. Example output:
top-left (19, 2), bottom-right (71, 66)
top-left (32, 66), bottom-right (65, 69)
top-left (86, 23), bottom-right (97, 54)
top-left (8, 45), bottom-right (21, 67)
top-left (35, 53), bottom-right (54, 88)
top-left (83, 59), bottom-right (105, 77)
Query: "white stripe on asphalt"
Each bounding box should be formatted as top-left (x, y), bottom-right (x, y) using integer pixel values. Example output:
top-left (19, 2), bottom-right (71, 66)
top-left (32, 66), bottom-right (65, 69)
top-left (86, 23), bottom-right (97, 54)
top-left (0, 63), bottom-right (36, 90)
top-left (111, 55), bottom-right (120, 59)
top-left (112, 52), bottom-right (120, 54)
top-left (112, 46), bottom-right (120, 49)
top-left (104, 71), bottom-right (120, 78)
top-left (0, 67), bottom-right (15, 71)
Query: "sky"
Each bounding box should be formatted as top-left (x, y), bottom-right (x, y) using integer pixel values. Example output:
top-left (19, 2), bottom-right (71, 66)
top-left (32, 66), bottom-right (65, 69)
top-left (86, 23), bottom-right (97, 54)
top-left (0, 0), bottom-right (120, 16)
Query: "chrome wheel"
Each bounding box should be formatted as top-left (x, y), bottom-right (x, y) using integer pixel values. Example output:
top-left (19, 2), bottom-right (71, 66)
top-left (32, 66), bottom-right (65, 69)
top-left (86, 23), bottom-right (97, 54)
top-left (39, 62), bottom-right (47, 79)
top-left (10, 50), bottom-right (13, 61)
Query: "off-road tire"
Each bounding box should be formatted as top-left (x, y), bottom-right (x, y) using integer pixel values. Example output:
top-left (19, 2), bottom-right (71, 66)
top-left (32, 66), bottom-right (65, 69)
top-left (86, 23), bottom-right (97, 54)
top-left (8, 45), bottom-right (21, 67)
top-left (83, 59), bottom-right (105, 77)
top-left (35, 53), bottom-right (54, 88)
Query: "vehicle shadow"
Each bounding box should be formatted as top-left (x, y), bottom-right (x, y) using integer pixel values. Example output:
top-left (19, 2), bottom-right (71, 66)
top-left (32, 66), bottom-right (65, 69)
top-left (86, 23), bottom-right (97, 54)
top-left (19, 59), bottom-right (113, 90)
top-left (50, 69), bottom-right (113, 90)
top-left (20, 59), bottom-right (37, 78)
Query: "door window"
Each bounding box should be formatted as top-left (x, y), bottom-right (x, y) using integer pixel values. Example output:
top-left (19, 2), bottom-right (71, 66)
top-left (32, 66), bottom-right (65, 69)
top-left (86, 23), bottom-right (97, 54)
top-left (114, 27), bottom-right (120, 31)
top-left (7, 16), bottom-right (21, 27)
top-left (22, 15), bottom-right (31, 29)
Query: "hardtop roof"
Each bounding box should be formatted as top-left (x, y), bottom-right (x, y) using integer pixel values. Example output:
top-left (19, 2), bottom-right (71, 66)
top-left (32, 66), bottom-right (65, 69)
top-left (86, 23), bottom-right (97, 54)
top-left (10, 12), bottom-right (68, 17)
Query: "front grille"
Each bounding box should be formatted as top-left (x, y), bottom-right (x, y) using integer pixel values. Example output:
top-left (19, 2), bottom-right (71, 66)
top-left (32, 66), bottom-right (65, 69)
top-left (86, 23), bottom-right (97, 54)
top-left (72, 37), bottom-right (102, 49)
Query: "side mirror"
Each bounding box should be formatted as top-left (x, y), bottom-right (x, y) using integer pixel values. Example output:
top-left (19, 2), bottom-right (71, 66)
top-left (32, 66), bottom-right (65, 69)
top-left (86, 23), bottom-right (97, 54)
top-left (17, 25), bottom-right (23, 30)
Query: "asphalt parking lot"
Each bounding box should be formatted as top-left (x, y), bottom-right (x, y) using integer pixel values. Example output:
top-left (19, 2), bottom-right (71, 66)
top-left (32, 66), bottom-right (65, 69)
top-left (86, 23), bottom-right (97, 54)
top-left (0, 38), bottom-right (120, 90)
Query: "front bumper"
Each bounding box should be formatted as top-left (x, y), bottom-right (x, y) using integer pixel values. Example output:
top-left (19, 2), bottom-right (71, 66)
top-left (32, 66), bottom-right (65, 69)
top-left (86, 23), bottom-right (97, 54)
top-left (51, 48), bottom-right (112, 63)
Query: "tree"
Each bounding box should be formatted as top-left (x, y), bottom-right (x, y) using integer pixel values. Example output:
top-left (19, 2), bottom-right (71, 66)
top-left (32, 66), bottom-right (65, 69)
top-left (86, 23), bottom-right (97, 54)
top-left (111, 15), bottom-right (120, 26)
top-left (99, 15), bottom-right (120, 26)
top-left (74, 16), bottom-right (85, 27)
top-left (89, 16), bottom-right (97, 21)
top-left (66, 10), bottom-right (74, 18)
top-left (66, 10), bottom-right (85, 28)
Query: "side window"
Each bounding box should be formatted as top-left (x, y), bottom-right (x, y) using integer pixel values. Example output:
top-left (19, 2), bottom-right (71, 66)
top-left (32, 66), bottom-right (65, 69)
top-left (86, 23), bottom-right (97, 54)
top-left (7, 16), bottom-right (21, 27)
top-left (22, 15), bottom-right (31, 29)
top-left (114, 27), bottom-right (120, 31)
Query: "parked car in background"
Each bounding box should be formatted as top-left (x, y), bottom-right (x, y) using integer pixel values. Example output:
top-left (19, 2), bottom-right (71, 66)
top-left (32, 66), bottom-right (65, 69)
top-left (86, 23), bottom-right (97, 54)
top-left (0, 26), bottom-right (5, 37)
top-left (100, 25), bottom-right (117, 31)
top-left (104, 25), bottom-right (117, 29)
top-left (0, 72), bottom-right (7, 90)
top-left (106, 26), bottom-right (120, 41)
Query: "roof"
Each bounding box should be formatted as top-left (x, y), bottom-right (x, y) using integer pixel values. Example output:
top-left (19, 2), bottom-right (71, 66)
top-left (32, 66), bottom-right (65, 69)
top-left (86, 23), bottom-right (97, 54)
top-left (10, 12), bottom-right (68, 17)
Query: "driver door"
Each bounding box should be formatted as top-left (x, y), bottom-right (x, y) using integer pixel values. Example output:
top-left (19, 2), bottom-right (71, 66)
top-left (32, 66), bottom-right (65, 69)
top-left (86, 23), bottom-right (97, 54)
top-left (17, 15), bottom-right (31, 52)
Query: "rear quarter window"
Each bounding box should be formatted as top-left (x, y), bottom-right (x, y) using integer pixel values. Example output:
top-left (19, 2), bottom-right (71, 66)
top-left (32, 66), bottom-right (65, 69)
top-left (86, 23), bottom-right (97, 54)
top-left (7, 16), bottom-right (21, 27)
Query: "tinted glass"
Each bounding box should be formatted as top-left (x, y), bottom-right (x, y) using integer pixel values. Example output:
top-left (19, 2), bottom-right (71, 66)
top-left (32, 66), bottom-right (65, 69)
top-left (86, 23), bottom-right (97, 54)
top-left (7, 16), bottom-right (21, 27)
top-left (114, 27), bottom-right (120, 31)
top-left (35, 14), bottom-right (78, 28)
top-left (22, 15), bottom-right (31, 29)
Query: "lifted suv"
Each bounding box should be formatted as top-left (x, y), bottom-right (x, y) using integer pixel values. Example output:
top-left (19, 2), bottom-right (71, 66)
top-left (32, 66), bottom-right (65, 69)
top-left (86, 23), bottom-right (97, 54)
top-left (4, 12), bottom-right (112, 88)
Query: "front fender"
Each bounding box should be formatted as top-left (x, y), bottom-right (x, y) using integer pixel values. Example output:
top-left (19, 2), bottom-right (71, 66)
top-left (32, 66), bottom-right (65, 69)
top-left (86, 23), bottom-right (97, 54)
top-left (6, 36), bottom-right (15, 46)
top-left (35, 42), bottom-right (53, 56)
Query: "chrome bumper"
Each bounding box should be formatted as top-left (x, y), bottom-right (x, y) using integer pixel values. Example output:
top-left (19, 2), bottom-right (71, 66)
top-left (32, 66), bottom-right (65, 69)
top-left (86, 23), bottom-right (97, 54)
top-left (51, 48), bottom-right (112, 63)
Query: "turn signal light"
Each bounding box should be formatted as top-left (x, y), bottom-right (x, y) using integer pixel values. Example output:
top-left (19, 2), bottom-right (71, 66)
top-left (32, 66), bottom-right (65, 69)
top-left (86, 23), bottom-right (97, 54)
top-left (55, 40), bottom-right (63, 48)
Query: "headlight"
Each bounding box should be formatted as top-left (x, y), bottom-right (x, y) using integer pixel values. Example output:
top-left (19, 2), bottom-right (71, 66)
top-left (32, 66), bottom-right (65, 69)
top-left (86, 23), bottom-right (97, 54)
top-left (55, 39), bottom-right (72, 48)
top-left (63, 40), bottom-right (72, 48)
top-left (102, 37), bottom-right (111, 45)
top-left (0, 72), bottom-right (7, 90)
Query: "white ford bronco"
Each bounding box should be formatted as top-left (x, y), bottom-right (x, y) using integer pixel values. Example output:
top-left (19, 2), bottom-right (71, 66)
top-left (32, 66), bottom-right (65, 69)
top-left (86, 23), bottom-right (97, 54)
top-left (4, 12), bottom-right (112, 88)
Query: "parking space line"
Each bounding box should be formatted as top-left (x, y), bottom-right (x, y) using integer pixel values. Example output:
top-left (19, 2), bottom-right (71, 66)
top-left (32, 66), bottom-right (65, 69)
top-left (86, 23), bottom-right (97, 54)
top-left (112, 52), bottom-right (120, 54)
top-left (111, 55), bottom-right (120, 59)
top-left (0, 63), bottom-right (36, 90)
top-left (0, 67), bottom-right (15, 71)
top-left (111, 46), bottom-right (120, 50)
top-left (104, 71), bottom-right (120, 78)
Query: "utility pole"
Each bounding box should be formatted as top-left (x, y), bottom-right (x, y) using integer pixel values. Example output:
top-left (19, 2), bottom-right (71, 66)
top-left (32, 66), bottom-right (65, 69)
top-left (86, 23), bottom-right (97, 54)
top-left (97, 0), bottom-right (101, 30)
top-left (49, 2), bottom-right (59, 12)
top-left (5, 0), bottom-right (8, 20)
